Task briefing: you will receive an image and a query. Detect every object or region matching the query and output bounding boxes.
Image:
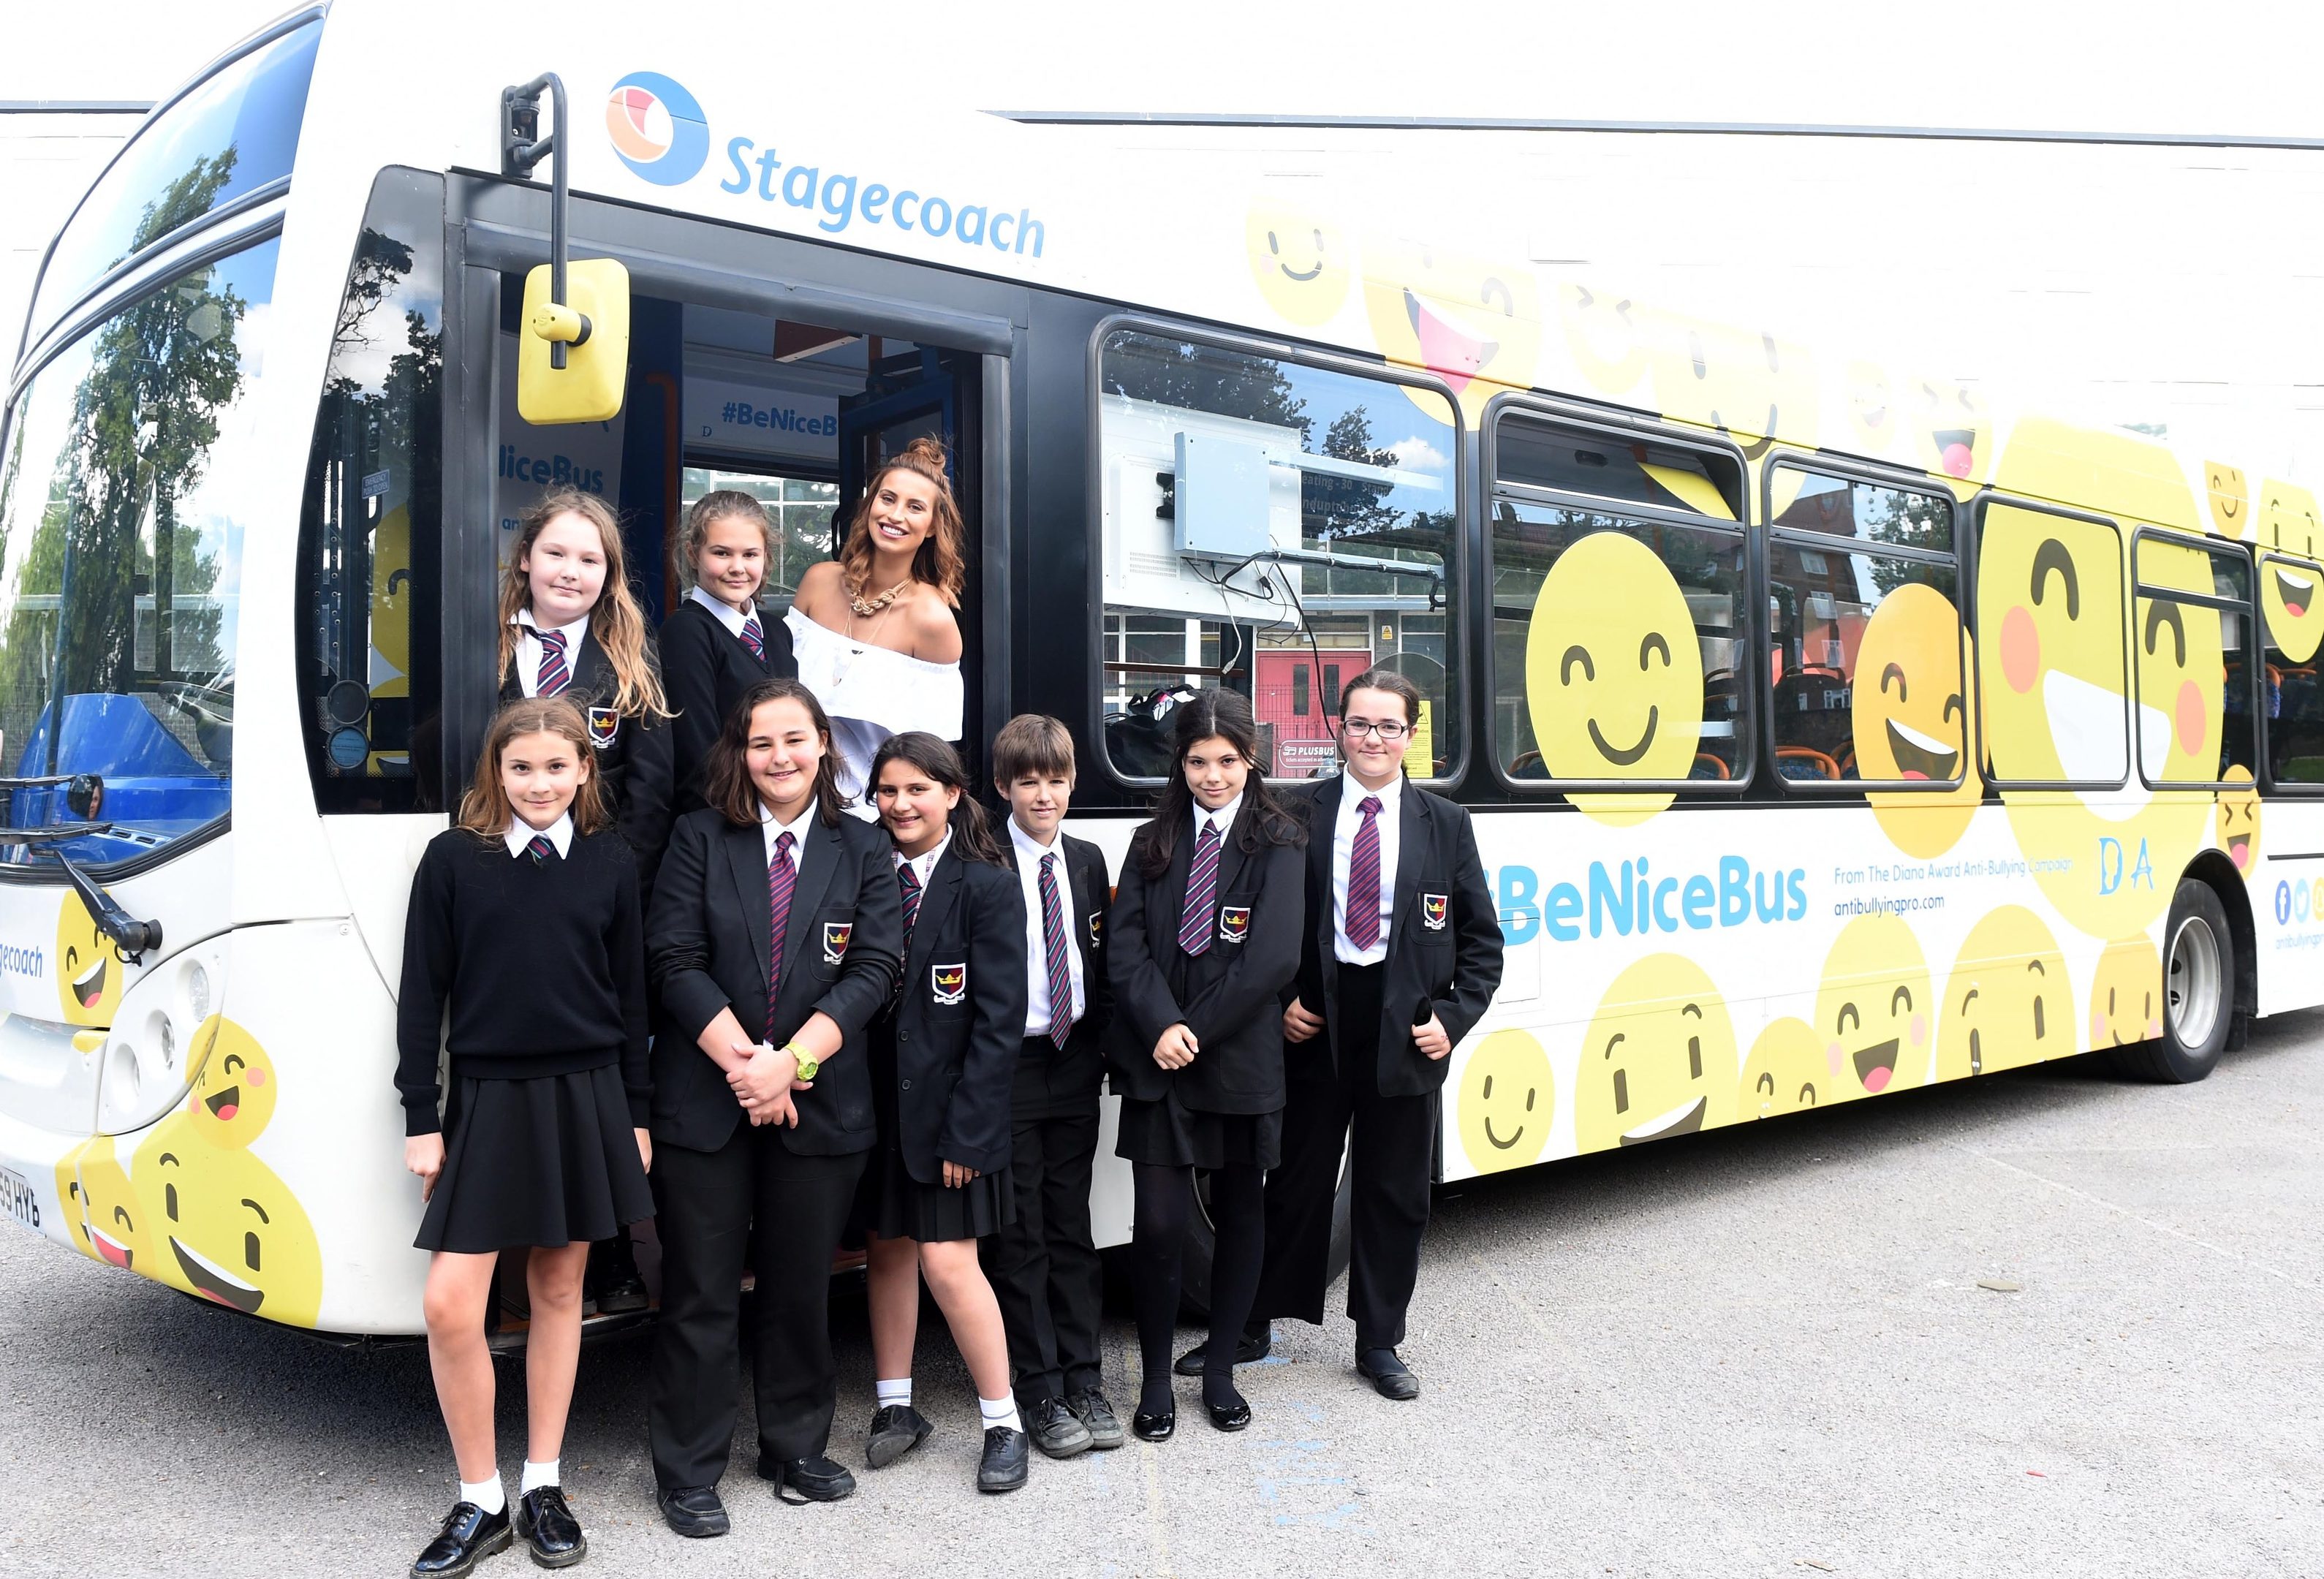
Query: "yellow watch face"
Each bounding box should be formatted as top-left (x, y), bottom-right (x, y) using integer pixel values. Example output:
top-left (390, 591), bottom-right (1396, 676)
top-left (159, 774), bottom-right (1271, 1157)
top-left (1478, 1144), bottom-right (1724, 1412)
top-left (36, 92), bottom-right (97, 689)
top-left (792, 1054), bottom-right (819, 1080)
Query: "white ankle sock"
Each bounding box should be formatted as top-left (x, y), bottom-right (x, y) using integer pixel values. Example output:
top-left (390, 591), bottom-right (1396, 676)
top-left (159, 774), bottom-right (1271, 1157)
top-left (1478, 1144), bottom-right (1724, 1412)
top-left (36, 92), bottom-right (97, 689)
top-left (518, 1459), bottom-right (559, 1495)
top-left (877, 1377), bottom-right (912, 1409)
top-left (459, 1474), bottom-right (505, 1515)
top-left (980, 1394), bottom-right (1023, 1434)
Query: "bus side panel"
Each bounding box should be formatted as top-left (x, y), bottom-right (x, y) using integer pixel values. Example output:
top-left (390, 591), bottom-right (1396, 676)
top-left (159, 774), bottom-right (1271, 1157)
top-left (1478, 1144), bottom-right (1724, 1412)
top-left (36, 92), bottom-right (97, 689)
top-left (2248, 798), bottom-right (2324, 1017)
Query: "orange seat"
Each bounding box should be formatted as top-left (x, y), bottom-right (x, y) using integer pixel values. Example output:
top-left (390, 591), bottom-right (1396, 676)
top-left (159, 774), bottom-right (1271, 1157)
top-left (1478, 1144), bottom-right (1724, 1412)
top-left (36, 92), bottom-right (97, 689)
top-left (1776, 746), bottom-right (1841, 781)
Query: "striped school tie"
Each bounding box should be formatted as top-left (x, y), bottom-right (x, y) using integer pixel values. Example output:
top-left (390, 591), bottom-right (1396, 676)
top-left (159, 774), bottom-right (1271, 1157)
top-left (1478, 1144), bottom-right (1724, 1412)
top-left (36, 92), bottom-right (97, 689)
top-left (1347, 795), bottom-right (1385, 950)
top-left (534, 628), bottom-right (571, 697)
top-left (1040, 852), bottom-right (1075, 1049)
top-left (526, 833), bottom-right (556, 865)
top-left (765, 831), bottom-right (796, 1025)
top-left (741, 616), bottom-right (765, 661)
top-left (893, 862), bottom-right (922, 1006)
top-left (1177, 819), bottom-right (1223, 957)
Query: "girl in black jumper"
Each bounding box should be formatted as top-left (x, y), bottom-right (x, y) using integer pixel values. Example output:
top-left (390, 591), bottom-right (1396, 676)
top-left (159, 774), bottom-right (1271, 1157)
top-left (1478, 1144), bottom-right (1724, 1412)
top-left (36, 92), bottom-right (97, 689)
top-left (663, 489), bottom-right (795, 819)
top-left (859, 733), bottom-right (1031, 1493)
top-left (1107, 689), bottom-right (1304, 1441)
top-left (398, 696), bottom-right (653, 1575)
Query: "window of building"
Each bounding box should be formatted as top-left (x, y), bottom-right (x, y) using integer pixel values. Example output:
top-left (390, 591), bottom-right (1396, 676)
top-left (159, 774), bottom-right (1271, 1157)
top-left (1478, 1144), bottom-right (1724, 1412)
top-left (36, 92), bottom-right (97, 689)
top-left (1096, 327), bottom-right (1459, 781)
top-left (678, 467), bottom-right (839, 616)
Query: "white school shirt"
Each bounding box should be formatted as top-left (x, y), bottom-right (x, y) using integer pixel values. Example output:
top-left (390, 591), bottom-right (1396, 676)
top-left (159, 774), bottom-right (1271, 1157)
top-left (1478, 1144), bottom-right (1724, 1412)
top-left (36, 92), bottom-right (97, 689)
top-left (511, 609), bottom-right (594, 697)
top-left (501, 811), bottom-right (575, 860)
top-left (1010, 818), bottom-right (1086, 1037)
top-left (759, 799), bottom-right (818, 870)
top-left (1331, 770), bottom-right (1403, 966)
top-left (890, 830), bottom-right (950, 894)
top-left (1191, 792), bottom-right (1242, 848)
top-left (688, 583), bottom-right (757, 638)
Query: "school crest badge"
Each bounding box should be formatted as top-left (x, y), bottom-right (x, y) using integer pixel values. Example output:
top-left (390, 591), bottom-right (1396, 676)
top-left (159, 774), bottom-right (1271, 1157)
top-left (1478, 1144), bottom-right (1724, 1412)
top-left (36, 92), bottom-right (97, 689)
top-left (586, 705), bottom-right (620, 750)
top-left (1422, 893), bottom-right (1449, 931)
top-left (932, 963), bottom-right (968, 1005)
top-left (1217, 906), bottom-right (1252, 944)
top-left (822, 922), bottom-right (852, 964)
top-left (1087, 911), bottom-right (1103, 948)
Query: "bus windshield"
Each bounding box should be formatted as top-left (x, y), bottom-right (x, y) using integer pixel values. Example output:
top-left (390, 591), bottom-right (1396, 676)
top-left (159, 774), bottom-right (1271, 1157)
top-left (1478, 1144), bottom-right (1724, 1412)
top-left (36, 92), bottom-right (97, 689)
top-left (0, 235), bottom-right (278, 866)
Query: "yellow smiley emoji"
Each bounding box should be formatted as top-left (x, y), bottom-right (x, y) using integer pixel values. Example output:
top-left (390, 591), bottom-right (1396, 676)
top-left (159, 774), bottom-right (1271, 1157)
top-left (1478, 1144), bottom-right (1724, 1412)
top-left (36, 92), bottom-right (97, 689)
top-left (1854, 582), bottom-right (1982, 858)
top-left (1557, 280), bottom-right (1647, 398)
top-left (1524, 530), bottom-right (1705, 825)
top-left (1244, 201), bottom-right (1350, 327)
top-left (2088, 934), bottom-right (2162, 1048)
top-left (1644, 309), bottom-right (1817, 462)
top-left (2215, 765), bottom-right (2261, 876)
top-left (2205, 462), bottom-right (2250, 540)
top-left (1573, 955), bottom-right (1738, 1154)
top-left (1456, 1029), bottom-right (1554, 1174)
top-left (135, 1116), bottom-right (322, 1327)
top-left (56, 1135), bottom-right (149, 1274)
top-left (1846, 360), bottom-right (1895, 455)
top-left (2257, 480), bottom-right (2324, 664)
top-left (1814, 914), bottom-right (1933, 1099)
top-left (2133, 535), bottom-right (2226, 786)
top-left (1360, 234), bottom-right (1540, 423)
top-left (1912, 377), bottom-right (1988, 485)
top-left (54, 891), bottom-right (122, 1029)
top-left (1936, 906), bottom-right (2072, 1080)
top-left (187, 1018), bottom-right (276, 1150)
top-left (1738, 1016), bottom-right (1825, 1119)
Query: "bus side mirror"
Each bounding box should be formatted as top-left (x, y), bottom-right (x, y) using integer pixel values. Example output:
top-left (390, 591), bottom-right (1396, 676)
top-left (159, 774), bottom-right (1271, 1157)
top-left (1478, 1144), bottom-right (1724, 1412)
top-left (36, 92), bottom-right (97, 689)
top-left (518, 257), bottom-right (629, 425)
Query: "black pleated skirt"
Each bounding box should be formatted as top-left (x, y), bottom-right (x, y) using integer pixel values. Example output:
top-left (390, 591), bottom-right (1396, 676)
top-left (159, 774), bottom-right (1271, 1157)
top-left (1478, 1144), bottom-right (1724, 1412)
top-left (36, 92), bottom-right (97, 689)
top-left (855, 1140), bottom-right (1015, 1244)
top-left (1114, 1089), bottom-right (1283, 1170)
top-left (415, 1065), bottom-right (654, 1254)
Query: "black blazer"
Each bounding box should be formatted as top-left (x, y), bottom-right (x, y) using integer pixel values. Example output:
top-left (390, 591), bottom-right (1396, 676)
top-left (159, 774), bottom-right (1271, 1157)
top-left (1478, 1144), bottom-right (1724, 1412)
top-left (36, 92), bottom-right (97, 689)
top-left (499, 624), bottom-right (676, 890)
top-left (646, 806), bottom-right (902, 1154)
top-left (998, 830), bottom-right (1114, 1110)
top-left (661, 597), bottom-right (795, 819)
top-left (879, 847), bottom-right (1028, 1181)
top-left (1105, 814), bottom-right (1303, 1115)
top-left (1289, 777), bottom-right (1502, 1097)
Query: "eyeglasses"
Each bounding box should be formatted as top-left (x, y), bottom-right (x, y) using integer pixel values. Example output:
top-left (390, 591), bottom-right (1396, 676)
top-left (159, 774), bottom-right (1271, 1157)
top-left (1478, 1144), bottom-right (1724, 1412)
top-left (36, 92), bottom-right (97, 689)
top-left (1341, 719), bottom-right (1411, 742)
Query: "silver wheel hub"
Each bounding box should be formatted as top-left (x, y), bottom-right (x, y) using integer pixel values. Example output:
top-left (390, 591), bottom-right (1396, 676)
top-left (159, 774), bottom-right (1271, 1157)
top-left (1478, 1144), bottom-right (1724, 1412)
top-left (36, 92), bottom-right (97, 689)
top-left (2166, 913), bottom-right (2222, 1048)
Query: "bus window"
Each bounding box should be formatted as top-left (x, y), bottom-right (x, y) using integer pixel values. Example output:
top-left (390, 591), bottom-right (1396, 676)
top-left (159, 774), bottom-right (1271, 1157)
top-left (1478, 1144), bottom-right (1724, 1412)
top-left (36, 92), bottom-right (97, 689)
top-left (1488, 413), bottom-right (1746, 786)
top-left (2260, 550), bottom-right (2324, 784)
top-left (2132, 531), bottom-right (2253, 787)
top-left (298, 170), bottom-right (443, 813)
top-left (1096, 328), bottom-right (1459, 781)
top-left (1765, 466), bottom-right (1962, 787)
top-left (1975, 502), bottom-right (2128, 787)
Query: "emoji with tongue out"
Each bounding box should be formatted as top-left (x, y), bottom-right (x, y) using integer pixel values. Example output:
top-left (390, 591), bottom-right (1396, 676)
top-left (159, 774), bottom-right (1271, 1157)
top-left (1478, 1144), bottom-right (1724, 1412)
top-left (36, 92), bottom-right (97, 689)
top-left (56, 1135), bottom-right (148, 1273)
top-left (186, 1017), bottom-right (276, 1149)
top-left (54, 890), bottom-right (123, 1029)
top-left (2215, 765), bottom-right (2261, 876)
top-left (1913, 378), bottom-right (1987, 482)
top-left (1854, 581), bottom-right (1982, 858)
top-left (135, 1115), bottom-right (322, 1328)
top-left (1572, 955), bottom-right (1738, 1154)
top-left (1814, 914), bottom-right (1932, 1101)
top-left (1937, 906), bottom-right (2072, 1081)
top-left (2257, 480), bottom-right (2324, 664)
top-left (1360, 234), bottom-right (1540, 423)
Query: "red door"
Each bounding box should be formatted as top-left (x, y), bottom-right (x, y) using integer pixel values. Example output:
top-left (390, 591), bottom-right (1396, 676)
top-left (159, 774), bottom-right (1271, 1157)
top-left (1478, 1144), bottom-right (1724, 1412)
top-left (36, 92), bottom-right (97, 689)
top-left (1254, 649), bottom-right (1369, 779)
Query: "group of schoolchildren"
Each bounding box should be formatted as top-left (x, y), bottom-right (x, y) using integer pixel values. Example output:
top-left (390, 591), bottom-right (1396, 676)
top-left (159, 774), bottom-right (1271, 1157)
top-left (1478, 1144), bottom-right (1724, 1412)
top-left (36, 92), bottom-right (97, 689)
top-left (393, 457), bottom-right (1502, 1578)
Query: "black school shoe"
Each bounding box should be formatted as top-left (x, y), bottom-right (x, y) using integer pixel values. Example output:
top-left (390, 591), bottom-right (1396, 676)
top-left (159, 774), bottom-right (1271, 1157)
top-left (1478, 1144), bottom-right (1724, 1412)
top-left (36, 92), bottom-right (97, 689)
top-left (1028, 1396), bottom-right (1093, 1459)
top-left (1174, 1322), bottom-right (1271, 1376)
top-left (758, 1454), bottom-right (857, 1503)
top-left (411, 1501), bottom-right (511, 1578)
top-left (1064, 1387), bottom-right (1125, 1451)
top-left (513, 1486), bottom-right (586, 1567)
top-left (977, 1426), bottom-right (1029, 1492)
top-left (654, 1485), bottom-right (729, 1539)
top-left (1355, 1347), bottom-right (1420, 1401)
top-left (865, 1404), bottom-right (932, 1469)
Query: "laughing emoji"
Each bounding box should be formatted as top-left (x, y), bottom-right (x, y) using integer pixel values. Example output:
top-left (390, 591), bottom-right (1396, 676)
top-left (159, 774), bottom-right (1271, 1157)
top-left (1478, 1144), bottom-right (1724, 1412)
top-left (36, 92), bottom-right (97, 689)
top-left (1360, 234), bottom-right (1540, 423)
top-left (2258, 480), bottom-right (2323, 664)
top-left (1814, 914), bottom-right (1933, 1100)
top-left (1573, 955), bottom-right (1738, 1154)
top-left (187, 1018), bottom-right (275, 1150)
top-left (2215, 765), bottom-right (2261, 876)
top-left (56, 1135), bottom-right (148, 1273)
top-left (55, 891), bottom-right (122, 1029)
top-left (135, 1116), bottom-right (322, 1327)
top-left (1854, 582), bottom-right (1983, 858)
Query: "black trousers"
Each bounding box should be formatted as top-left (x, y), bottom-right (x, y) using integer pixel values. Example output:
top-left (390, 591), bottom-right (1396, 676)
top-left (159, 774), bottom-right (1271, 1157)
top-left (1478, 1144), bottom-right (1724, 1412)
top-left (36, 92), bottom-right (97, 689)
top-left (1255, 962), bottom-right (1437, 1351)
top-left (648, 1121), bottom-right (868, 1490)
top-left (984, 1042), bottom-right (1105, 1409)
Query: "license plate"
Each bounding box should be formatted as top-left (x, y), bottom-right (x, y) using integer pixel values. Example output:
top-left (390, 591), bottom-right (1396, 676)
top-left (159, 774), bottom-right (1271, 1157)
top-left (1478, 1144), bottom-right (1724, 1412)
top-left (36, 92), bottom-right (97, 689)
top-left (0, 1164), bottom-right (39, 1232)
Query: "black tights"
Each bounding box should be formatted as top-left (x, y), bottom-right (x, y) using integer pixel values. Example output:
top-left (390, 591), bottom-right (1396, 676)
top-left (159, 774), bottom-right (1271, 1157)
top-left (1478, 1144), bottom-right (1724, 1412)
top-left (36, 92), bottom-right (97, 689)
top-left (1131, 1161), bottom-right (1265, 1413)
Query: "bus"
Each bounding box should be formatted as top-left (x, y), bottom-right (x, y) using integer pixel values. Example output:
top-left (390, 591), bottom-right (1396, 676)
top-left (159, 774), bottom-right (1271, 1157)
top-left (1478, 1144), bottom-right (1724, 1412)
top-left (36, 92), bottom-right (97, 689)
top-left (4, 3), bottom-right (2318, 1338)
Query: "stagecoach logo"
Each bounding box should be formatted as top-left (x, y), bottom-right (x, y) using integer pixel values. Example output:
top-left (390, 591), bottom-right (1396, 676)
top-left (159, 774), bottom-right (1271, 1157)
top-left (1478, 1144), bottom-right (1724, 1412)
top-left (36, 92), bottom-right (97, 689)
top-left (585, 706), bottom-right (620, 750)
top-left (1217, 906), bottom-right (1251, 944)
top-left (605, 72), bottom-right (710, 187)
top-left (1422, 893), bottom-right (1449, 931)
top-left (822, 922), bottom-right (852, 965)
top-left (932, 963), bottom-right (967, 1005)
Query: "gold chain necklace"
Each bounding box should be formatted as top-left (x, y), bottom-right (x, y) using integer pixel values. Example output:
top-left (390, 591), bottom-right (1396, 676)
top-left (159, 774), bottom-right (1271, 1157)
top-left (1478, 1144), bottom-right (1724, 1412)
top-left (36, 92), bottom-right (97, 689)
top-left (848, 576), bottom-right (914, 618)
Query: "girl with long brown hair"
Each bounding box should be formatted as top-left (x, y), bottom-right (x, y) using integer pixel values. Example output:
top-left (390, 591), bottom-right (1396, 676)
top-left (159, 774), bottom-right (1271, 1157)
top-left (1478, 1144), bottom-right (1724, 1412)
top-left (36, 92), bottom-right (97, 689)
top-left (396, 696), bottom-right (654, 1573)
top-left (664, 489), bottom-right (795, 818)
top-left (786, 436), bottom-right (966, 811)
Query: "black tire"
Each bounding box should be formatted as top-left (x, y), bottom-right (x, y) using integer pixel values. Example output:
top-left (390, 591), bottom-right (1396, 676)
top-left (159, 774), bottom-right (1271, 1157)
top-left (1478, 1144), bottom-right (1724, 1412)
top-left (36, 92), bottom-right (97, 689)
top-left (2108, 879), bottom-right (2234, 1083)
top-left (1178, 1135), bottom-right (1355, 1318)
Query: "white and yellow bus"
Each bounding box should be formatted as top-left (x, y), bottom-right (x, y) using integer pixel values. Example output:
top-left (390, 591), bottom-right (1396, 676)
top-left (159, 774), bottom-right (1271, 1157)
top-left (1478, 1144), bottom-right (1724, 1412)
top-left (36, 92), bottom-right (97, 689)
top-left (4, 4), bottom-right (2318, 1336)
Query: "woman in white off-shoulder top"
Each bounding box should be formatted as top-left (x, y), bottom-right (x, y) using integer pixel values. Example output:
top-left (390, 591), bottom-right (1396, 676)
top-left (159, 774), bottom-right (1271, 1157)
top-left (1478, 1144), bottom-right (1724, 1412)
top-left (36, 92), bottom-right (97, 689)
top-left (787, 435), bottom-right (966, 811)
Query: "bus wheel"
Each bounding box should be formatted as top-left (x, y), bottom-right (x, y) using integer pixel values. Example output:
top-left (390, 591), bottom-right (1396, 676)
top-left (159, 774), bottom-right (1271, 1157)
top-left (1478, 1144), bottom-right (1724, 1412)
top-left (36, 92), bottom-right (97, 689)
top-left (2112, 879), bottom-right (2234, 1083)
top-left (1178, 1130), bottom-right (1355, 1318)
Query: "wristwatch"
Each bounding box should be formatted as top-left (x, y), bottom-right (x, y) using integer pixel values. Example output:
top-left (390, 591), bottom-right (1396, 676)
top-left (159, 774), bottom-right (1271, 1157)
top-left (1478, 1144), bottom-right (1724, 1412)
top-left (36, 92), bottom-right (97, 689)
top-left (784, 1041), bottom-right (820, 1080)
